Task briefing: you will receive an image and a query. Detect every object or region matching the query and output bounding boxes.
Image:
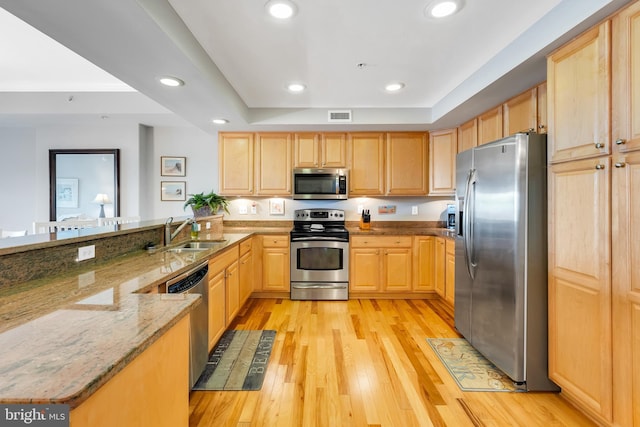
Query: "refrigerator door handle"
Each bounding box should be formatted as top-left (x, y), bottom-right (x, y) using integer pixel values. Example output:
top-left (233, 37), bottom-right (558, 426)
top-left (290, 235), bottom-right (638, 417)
top-left (464, 168), bottom-right (477, 279)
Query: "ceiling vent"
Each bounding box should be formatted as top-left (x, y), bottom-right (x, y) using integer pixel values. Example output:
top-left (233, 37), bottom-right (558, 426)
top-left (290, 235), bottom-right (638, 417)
top-left (328, 110), bottom-right (352, 123)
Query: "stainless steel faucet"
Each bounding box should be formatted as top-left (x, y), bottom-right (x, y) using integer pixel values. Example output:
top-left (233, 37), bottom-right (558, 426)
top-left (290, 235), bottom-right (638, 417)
top-left (164, 216), bottom-right (194, 245)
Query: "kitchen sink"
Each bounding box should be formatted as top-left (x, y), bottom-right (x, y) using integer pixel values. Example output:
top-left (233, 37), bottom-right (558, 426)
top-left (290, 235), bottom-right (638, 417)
top-left (165, 240), bottom-right (228, 253)
top-left (181, 241), bottom-right (227, 249)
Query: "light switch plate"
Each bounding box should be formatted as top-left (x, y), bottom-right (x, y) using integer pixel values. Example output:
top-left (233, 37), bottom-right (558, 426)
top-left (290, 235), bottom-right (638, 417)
top-left (77, 245), bottom-right (95, 261)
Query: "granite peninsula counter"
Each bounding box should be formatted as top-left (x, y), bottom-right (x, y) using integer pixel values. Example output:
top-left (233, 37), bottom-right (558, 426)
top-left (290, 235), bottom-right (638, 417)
top-left (0, 232), bottom-right (251, 411)
top-left (0, 221), bottom-right (451, 414)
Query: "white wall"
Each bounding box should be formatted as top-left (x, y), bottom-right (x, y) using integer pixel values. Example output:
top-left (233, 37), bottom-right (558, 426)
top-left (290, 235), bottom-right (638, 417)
top-left (0, 128), bottom-right (38, 232)
top-left (0, 123), bottom-right (454, 233)
top-left (150, 126), bottom-right (218, 220)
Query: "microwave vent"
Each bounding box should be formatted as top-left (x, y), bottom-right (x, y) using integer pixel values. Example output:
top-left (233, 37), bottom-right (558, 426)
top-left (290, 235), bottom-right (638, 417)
top-left (328, 110), bottom-right (352, 123)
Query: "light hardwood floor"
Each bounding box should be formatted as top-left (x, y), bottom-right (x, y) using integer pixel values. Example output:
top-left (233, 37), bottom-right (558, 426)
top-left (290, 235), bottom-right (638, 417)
top-left (189, 298), bottom-right (595, 426)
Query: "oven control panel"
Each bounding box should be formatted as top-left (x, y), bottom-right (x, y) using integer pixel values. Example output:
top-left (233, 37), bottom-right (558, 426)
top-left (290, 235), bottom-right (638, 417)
top-left (294, 209), bottom-right (344, 221)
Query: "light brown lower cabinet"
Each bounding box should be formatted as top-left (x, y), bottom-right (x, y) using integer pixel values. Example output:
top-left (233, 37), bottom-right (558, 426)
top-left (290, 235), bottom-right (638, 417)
top-left (444, 239), bottom-right (455, 306)
top-left (208, 270), bottom-right (226, 352)
top-left (261, 235), bottom-right (290, 292)
top-left (238, 239), bottom-right (253, 307)
top-left (548, 157), bottom-right (612, 424)
top-left (413, 236), bottom-right (435, 291)
top-left (350, 236), bottom-right (412, 293)
top-left (71, 316), bottom-right (189, 426)
top-left (434, 237), bottom-right (446, 298)
top-left (208, 246), bottom-right (240, 351)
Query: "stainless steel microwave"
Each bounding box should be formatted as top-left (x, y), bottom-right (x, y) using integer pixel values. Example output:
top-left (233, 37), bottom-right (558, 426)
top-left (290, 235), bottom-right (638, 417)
top-left (292, 168), bottom-right (348, 200)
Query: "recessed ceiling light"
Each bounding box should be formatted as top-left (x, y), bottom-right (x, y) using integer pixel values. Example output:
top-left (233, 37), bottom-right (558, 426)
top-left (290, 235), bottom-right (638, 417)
top-left (265, 0), bottom-right (297, 19)
top-left (425, 0), bottom-right (463, 19)
top-left (287, 83), bottom-right (306, 93)
top-left (158, 76), bottom-right (184, 87)
top-left (212, 118), bottom-right (229, 124)
top-left (385, 82), bottom-right (405, 92)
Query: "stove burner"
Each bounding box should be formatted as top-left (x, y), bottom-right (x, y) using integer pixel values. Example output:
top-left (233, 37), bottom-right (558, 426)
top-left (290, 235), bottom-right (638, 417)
top-left (291, 208), bottom-right (349, 241)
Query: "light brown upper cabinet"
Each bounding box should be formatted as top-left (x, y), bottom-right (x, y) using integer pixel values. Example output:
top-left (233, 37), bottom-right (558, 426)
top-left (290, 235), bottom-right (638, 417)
top-left (386, 132), bottom-right (428, 196)
top-left (478, 106), bottom-right (503, 145)
top-left (219, 133), bottom-right (254, 196)
top-left (537, 82), bottom-right (547, 134)
top-left (503, 88), bottom-right (537, 136)
top-left (293, 133), bottom-right (320, 168)
top-left (458, 118), bottom-right (478, 153)
top-left (348, 132), bottom-right (385, 196)
top-left (613, 4), bottom-right (640, 154)
top-left (293, 133), bottom-right (347, 168)
top-left (428, 129), bottom-right (456, 196)
top-left (255, 133), bottom-right (292, 195)
top-left (547, 22), bottom-right (611, 163)
top-left (219, 132), bottom-right (293, 196)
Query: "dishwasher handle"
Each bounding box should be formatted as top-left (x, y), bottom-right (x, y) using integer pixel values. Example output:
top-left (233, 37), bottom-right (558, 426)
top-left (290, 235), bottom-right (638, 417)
top-left (167, 261), bottom-right (209, 294)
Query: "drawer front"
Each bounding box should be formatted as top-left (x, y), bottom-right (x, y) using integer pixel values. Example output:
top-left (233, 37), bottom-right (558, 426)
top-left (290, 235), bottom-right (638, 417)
top-left (209, 245), bottom-right (239, 274)
top-left (262, 235), bottom-right (289, 248)
top-left (351, 235), bottom-right (412, 248)
top-left (239, 238), bottom-right (252, 255)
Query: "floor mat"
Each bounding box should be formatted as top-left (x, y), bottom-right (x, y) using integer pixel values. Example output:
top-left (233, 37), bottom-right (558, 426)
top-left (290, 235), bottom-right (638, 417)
top-left (427, 338), bottom-right (518, 392)
top-left (193, 330), bottom-right (276, 391)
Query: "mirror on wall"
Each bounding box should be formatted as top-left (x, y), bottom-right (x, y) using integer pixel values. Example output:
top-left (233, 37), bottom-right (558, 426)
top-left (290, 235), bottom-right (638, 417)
top-left (49, 149), bottom-right (120, 221)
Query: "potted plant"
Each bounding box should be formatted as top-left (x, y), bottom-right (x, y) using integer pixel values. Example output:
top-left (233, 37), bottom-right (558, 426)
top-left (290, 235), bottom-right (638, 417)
top-left (184, 190), bottom-right (230, 218)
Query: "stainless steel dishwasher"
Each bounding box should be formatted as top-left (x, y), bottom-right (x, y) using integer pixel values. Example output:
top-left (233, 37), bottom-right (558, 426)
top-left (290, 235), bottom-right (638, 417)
top-left (166, 261), bottom-right (209, 389)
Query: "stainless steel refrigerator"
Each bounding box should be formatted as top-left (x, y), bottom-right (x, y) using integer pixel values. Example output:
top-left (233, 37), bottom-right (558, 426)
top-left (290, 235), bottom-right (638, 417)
top-left (454, 132), bottom-right (558, 391)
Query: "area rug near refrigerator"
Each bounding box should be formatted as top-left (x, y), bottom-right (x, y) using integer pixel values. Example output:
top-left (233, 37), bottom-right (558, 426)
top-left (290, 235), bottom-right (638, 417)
top-left (426, 338), bottom-right (518, 392)
top-left (193, 330), bottom-right (276, 391)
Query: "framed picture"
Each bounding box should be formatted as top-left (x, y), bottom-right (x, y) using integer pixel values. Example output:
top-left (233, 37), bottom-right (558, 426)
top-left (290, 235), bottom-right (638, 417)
top-left (269, 199), bottom-right (285, 215)
top-left (161, 181), bottom-right (186, 201)
top-left (56, 178), bottom-right (79, 208)
top-left (161, 156), bottom-right (186, 177)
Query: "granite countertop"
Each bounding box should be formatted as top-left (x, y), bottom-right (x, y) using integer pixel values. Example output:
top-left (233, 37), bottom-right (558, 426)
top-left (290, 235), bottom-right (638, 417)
top-left (0, 232), bottom-right (251, 408)
top-left (0, 223), bottom-right (451, 408)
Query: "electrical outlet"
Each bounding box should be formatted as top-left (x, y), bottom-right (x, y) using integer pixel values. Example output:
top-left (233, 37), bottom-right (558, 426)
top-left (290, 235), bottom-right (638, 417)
top-left (250, 204), bottom-right (257, 214)
top-left (206, 222), bottom-right (211, 230)
top-left (357, 205), bottom-right (364, 214)
top-left (411, 206), bottom-right (418, 215)
top-left (77, 245), bottom-right (95, 261)
top-left (238, 205), bottom-right (248, 214)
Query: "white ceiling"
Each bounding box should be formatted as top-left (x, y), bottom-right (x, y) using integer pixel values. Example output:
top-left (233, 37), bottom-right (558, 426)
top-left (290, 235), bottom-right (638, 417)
top-left (0, 0), bottom-right (632, 133)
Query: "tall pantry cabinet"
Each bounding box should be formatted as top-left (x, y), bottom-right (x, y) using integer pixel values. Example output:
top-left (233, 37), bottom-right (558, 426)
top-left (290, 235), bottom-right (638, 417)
top-left (548, 2), bottom-right (640, 425)
top-left (612, 3), bottom-right (640, 426)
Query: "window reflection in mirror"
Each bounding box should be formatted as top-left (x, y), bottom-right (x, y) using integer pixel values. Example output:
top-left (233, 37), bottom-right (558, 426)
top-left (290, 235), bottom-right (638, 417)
top-left (49, 149), bottom-right (120, 221)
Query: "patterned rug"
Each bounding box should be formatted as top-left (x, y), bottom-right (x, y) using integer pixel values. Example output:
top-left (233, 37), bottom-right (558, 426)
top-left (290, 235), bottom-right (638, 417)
top-left (427, 338), bottom-right (518, 392)
top-left (193, 330), bottom-right (276, 391)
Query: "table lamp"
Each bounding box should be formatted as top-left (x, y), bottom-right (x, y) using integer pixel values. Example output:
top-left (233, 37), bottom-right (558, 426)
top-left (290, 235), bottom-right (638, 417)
top-left (93, 193), bottom-right (112, 218)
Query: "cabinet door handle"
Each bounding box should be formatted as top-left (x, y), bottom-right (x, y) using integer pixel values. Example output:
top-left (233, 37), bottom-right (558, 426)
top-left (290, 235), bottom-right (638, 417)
top-left (595, 142), bottom-right (605, 149)
top-left (615, 162), bottom-right (626, 168)
top-left (538, 124), bottom-right (546, 130)
top-left (595, 164), bottom-right (605, 170)
top-left (615, 138), bottom-right (626, 145)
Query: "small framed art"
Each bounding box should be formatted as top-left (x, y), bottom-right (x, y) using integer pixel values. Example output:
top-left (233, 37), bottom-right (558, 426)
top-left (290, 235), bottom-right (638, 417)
top-left (161, 156), bottom-right (186, 177)
top-left (56, 178), bottom-right (79, 208)
top-left (269, 199), bottom-right (285, 215)
top-left (161, 181), bottom-right (186, 201)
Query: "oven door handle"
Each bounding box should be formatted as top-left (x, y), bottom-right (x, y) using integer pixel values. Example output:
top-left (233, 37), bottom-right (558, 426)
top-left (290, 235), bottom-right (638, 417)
top-left (290, 236), bottom-right (349, 242)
